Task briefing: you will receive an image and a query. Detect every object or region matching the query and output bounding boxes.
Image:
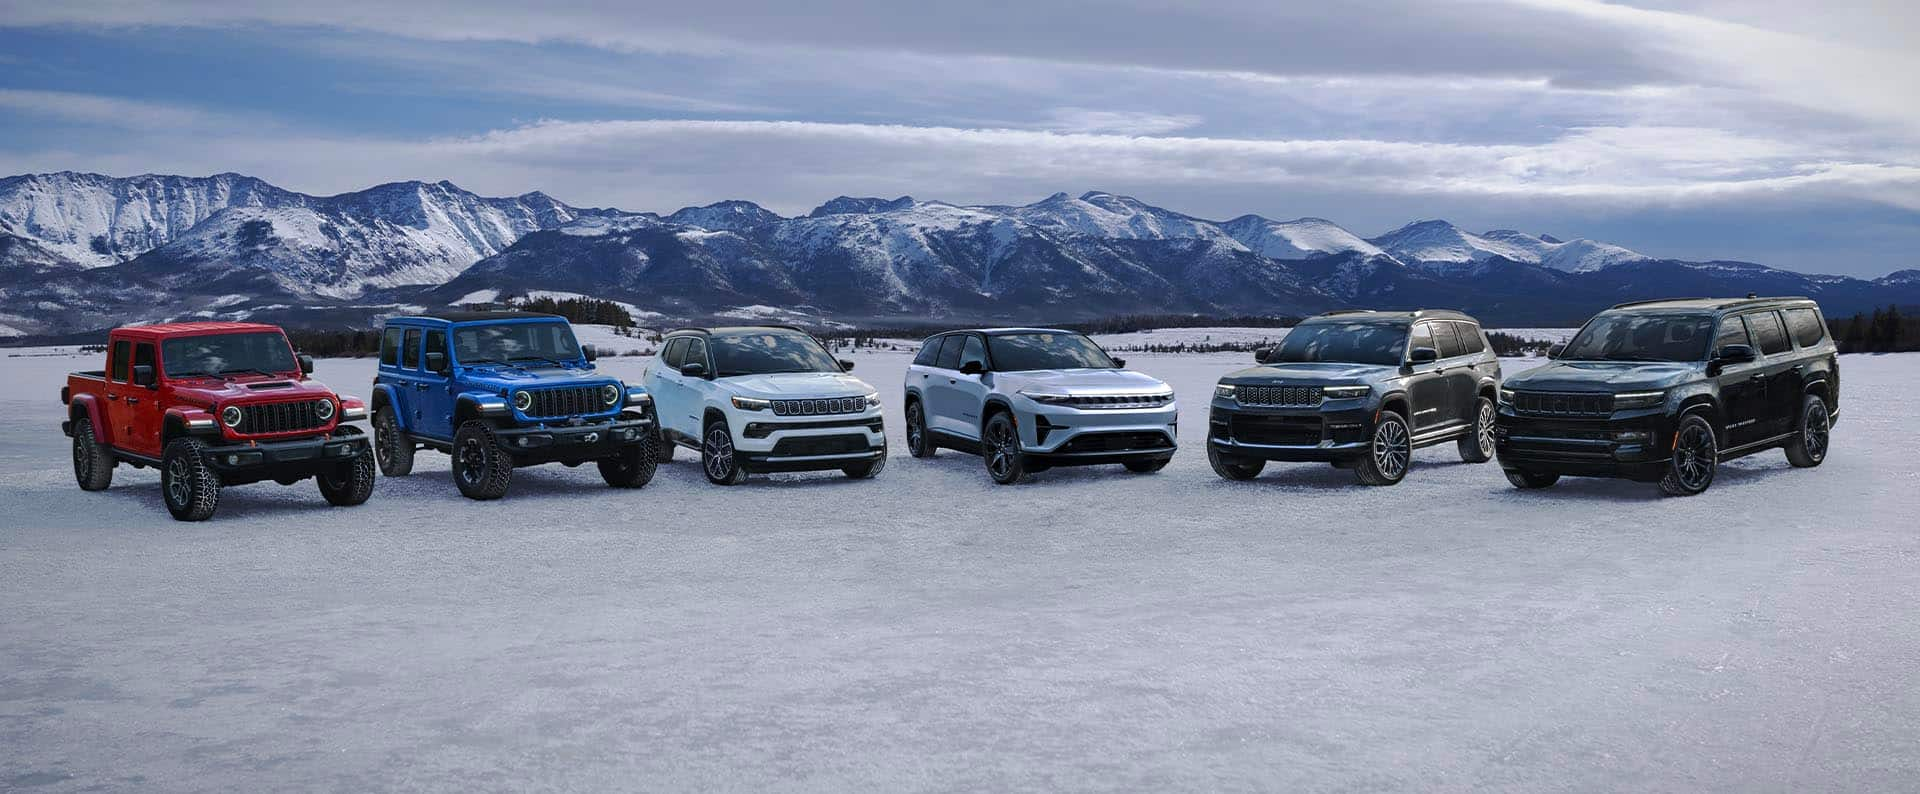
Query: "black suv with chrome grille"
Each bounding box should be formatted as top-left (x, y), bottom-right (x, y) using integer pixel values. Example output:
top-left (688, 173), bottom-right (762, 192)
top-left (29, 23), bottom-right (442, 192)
top-left (1209, 309), bottom-right (1502, 485)
top-left (1496, 296), bottom-right (1838, 496)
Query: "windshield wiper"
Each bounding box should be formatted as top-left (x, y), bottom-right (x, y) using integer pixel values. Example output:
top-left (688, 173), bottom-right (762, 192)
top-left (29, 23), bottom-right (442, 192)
top-left (509, 355), bottom-right (568, 367)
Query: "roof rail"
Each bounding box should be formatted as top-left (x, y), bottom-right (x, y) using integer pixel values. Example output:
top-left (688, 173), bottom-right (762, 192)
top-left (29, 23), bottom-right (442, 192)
top-left (1608, 297), bottom-right (1709, 309)
top-left (663, 323), bottom-right (812, 336)
top-left (1320, 308), bottom-right (1374, 316)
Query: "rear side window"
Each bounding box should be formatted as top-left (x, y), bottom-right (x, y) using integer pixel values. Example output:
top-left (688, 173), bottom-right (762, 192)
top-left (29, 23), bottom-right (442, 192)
top-left (1408, 322), bottom-right (1436, 357)
top-left (913, 337), bottom-right (942, 366)
top-left (959, 336), bottom-right (988, 370)
top-left (1712, 317), bottom-right (1751, 352)
top-left (1432, 322), bottom-right (1466, 358)
top-left (402, 329), bottom-right (421, 369)
top-left (1453, 322), bottom-right (1486, 354)
top-left (110, 340), bottom-right (131, 381)
top-left (380, 328), bottom-right (402, 366)
top-left (1785, 308), bottom-right (1827, 347)
top-left (1744, 312), bottom-right (1790, 356)
top-left (935, 335), bottom-right (966, 369)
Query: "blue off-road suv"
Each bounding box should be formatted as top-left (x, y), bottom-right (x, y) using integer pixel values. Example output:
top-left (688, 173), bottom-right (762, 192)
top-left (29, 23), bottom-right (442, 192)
top-left (370, 311), bottom-right (657, 499)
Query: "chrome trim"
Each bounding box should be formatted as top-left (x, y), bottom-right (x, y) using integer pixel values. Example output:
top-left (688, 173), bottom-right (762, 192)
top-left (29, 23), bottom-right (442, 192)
top-left (759, 450), bottom-right (884, 463)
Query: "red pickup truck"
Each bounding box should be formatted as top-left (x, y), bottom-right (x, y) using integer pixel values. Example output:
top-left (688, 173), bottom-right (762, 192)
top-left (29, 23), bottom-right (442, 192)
top-left (61, 322), bottom-right (376, 521)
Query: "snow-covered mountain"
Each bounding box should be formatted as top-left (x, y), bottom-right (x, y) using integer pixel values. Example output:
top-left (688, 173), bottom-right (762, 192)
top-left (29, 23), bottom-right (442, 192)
top-left (2, 171), bottom-right (1914, 337)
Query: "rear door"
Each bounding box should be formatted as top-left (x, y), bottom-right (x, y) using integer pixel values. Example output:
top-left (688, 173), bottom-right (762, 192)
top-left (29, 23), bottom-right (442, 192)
top-left (386, 327), bottom-right (436, 437)
top-left (1713, 314), bottom-right (1768, 448)
top-left (1404, 322), bottom-right (1452, 432)
top-left (1743, 310), bottom-right (1800, 439)
top-left (648, 337), bottom-right (694, 440)
top-left (1430, 321), bottom-right (1475, 428)
top-left (103, 338), bottom-right (141, 450)
top-left (418, 328), bottom-right (456, 435)
top-left (924, 335), bottom-right (971, 437)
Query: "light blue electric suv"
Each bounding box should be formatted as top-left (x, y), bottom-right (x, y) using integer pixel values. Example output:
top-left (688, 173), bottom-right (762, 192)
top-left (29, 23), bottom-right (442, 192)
top-left (902, 328), bottom-right (1177, 484)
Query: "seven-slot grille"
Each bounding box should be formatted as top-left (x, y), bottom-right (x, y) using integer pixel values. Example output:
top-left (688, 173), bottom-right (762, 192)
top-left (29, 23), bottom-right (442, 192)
top-left (771, 397), bottom-right (867, 417)
top-left (1051, 394), bottom-right (1173, 409)
top-left (1511, 390), bottom-right (1614, 418)
top-left (1235, 384), bottom-right (1324, 407)
top-left (524, 385), bottom-right (610, 418)
top-left (236, 400), bottom-right (331, 435)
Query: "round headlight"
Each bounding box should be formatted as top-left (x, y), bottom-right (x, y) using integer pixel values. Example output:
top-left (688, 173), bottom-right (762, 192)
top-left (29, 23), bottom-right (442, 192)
top-left (601, 384), bottom-right (621, 406)
top-left (512, 390), bottom-right (533, 412)
top-left (314, 398), bottom-right (335, 420)
top-left (221, 405), bottom-right (243, 427)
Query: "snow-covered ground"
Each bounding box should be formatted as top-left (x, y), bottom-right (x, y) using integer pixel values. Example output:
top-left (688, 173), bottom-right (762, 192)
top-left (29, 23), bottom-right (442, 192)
top-left (3, 347), bottom-right (1917, 791)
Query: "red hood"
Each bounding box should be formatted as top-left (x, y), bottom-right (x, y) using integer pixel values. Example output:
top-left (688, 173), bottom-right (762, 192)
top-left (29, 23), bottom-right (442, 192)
top-left (169, 375), bottom-right (340, 408)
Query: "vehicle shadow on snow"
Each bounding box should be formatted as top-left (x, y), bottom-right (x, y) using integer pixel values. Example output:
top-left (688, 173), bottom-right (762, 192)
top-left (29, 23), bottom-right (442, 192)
top-left (1483, 456), bottom-right (1794, 503)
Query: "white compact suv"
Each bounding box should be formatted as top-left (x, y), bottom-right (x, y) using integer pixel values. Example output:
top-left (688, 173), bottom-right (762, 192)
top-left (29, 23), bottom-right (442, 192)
top-left (645, 326), bottom-right (885, 485)
top-left (903, 328), bottom-right (1178, 484)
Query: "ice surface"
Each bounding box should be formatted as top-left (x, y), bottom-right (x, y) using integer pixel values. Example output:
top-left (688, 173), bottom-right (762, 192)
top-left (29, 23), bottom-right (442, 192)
top-left (2, 347), bottom-right (1916, 790)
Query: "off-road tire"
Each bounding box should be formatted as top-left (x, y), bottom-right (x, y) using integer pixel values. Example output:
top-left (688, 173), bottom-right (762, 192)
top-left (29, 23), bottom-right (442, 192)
top-left (71, 417), bottom-right (114, 491)
top-left (1124, 457), bottom-right (1169, 474)
top-left (1354, 411), bottom-right (1412, 486)
top-left (1659, 413), bottom-right (1717, 496)
top-left (452, 420), bottom-right (513, 500)
top-left (1207, 443), bottom-right (1264, 480)
top-left (161, 437), bottom-right (220, 521)
top-left (702, 419), bottom-right (748, 486)
top-left (654, 428), bottom-right (675, 462)
top-left (599, 436), bottom-right (659, 488)
top-left (843, 448), bottom-right (887, 479)
top-left (983, 412), bottom-right (1027, 485)
top-left (1458, 396), bottom-right (1496, 463)
top-left (1783, 395), bottom-right (1830, 468)
top-left (373, 406), bottom-right (415, 477)
top-left (1504, 468), bottom-right (1559, 489)
top-left (904, 399), bottom-right (935, 458)
top-left (318, 426), bottom-right (377, 506)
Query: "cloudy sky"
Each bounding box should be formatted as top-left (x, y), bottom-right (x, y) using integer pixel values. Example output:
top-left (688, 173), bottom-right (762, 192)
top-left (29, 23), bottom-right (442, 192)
top-left (1, 0), bottom-right (1916, 276)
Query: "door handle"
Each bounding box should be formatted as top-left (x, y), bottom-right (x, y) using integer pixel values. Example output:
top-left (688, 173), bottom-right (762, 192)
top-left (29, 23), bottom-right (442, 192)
top-left (1749, 374), bottom-right (1765, 381)
top-left (126, 397), bottom-right (139, 405)
top-left (106, 394), bottom-right (120, 401)
top-left (415, 383), bottom-right (430, 390)
top-left (948, 379), bottom-right (958, 385)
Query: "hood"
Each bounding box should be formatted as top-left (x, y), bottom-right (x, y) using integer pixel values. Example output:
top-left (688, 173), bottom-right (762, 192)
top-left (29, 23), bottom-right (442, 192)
top-left (461, 364), bottom-right (618, 391)
top-left (990, 368), bottom-right (1169, 394)
top-left (724, 372), bottom-right (875, 398)
top-left (170, 374), bottom-right (337, 407)
top-left (1505, 360), bottom-right (1700, 393)
top-left (1220, 361), bottom-right (1397, 384)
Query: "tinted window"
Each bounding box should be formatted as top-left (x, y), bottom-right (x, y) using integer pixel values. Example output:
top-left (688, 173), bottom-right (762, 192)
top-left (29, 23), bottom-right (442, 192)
top-left (1432, 322), bottom-right (1466, 358)
top-left (985, 333), bottom-right (1117, 371)
top-left (1454, 322), bottom-right (1486, 354)
top-left (160, 333), bottom-right (291, 378)
top-left (132, 343), bottom-right (155, 377)
top-left (661, 337), bottom-right (687, 368)
top-left (710, 330), bottom-right (842, 376)
top-left (1785, 308), bottom-right (1826, 347)
top-left (453, 322), bottom-right (582, 365)
top-left (110, 340), bottom-right (130, 382)
top-left (959, 336), bottom-right (988, 371)
top-left (1408, 322), bottom-right (1436, 356)
top-left (684, 338), bottom-right (708, 370)
top-left (935, 335), bottom-right (965, 369)
top-left (381, 328), bottom-right (402, 366)
top-left (1712, 317), bottom-right (1751, 353)
top-left (1561, 313), bottom-right (1715, 362)
top-left (424, 330), bottom-right (447, 364)
top-left (912, 338), bottom-right (942, 366)
top-left (1275, 321), bottom-right (1410, 366)
top-left (403, 329), bottom-right (421, 369)
top-left (1745, 311), bottom-right (1790, 356)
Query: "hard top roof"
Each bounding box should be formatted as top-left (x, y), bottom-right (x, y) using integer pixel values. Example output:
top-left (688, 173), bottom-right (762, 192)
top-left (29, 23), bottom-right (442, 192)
top-left (113, 321), bottom-right (284, 339)
top-left (389, 310), bottom-right (565, 325)
top-left (1304, 309), bottom-right (1476, 323)
top-left (662, 325), bottom-right (809, 336)
top-left (1604, 296), bottom-right (1817, 313)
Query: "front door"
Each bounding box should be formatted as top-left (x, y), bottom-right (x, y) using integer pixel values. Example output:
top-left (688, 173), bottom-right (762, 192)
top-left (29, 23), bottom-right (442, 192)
top-left (418, 329), bottom-right (456, 434)
top-left (924, 335), bottom-right (973, 438)
top-left (1404, 322), bottom-right (1453, 431)
top-left (105, 339), bottom-right (162, 455)
top-left (1714, 315), bottom-right (1769, 448)
top-left (385, 328), bottom-right (440, 437)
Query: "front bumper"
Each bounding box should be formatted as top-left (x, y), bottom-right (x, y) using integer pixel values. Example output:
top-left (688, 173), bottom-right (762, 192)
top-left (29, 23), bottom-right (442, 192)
top-left (1493, 406), bottom-right (1675, 482)
top-left (493, 415), bottom-right (656, 465)
top-left (202, 433), bottom-right (369, 484)
top-left (1207, 399), bottom-right (1374, 462)
top-left (729, 411), bottom-right (887, 473)
top-left (1017, 402), bottom-right (1178, 464)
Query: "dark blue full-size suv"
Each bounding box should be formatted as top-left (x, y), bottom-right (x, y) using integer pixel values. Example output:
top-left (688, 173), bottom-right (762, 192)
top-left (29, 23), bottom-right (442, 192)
top-left (370, 311), bottom-right (656, 499)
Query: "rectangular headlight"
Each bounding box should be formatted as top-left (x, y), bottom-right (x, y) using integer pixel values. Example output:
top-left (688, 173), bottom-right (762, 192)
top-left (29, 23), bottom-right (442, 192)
top-left (1019, 390), bottom-right (1074, 405)
top-left (731, 396), bottom-right (771, 411)
top-left (625, 388), bottom-right (652, 406)
top-left (1214, 384), bottom-right (1236, 400)
top-left (1323, 385), bottom-right (1370, 399)
top-left (1613, 390), bottom-right (1666, 410)
top-left (1498, 387), bottom-right (1515, 405)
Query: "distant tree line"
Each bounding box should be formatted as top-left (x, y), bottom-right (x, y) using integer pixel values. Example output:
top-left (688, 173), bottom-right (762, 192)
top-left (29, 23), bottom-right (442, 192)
top-left (1484, 331), bottom-right (1557, 357)
top-left (286, 329), bottom-right (380, 358)
top-left (513, 296), bottom-right (637, 329)
top-left (1833, 305), bottom-right (1917, 354)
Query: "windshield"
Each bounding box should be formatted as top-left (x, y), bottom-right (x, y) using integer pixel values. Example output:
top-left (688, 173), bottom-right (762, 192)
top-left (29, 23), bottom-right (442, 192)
top-left (453, 322), bottom-right (582, 366)
top-left (711, 331), bottom-right (842, 376)
top-left (1561, 313), bottom-right (1715, 362)
top-left (1272, 322), bottom-right (1409, 366)
top-left (162, 332), bottom-right (298, 377)
top-left (986, 332), bottom-right (1116, 371)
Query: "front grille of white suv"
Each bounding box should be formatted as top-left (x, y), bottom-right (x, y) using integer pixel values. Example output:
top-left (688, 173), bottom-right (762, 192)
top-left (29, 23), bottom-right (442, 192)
top-left (770, 397), bottom-right (867, 416)
top-left (1054, 394), bottom-right (1174, 410)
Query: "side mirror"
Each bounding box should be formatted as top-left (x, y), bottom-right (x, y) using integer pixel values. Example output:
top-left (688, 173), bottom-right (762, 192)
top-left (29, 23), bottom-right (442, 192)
top-left (1714, 344), bottom-right (1755, 364)
top-left (1110, 356), bottom-right (1126, 368)
top-left (959, 360), bottom-right (986, 376)
top-left (423, 351), bottom-right (449, 375)
top-left (839, 359), bottom-right (855, 372)
top-left (297, 354), bottom-right (315, 375)
top-left (131, 364), bottom-right (156, 387)
top-left (582, 345), bottom-right (598, 362)
top-left (1253, 347), bottom-right (1275, 364)
top-left (679, 361), bottom-right (708, 379)
top-left (1546, 344), bottom-right (1566, 360)
top-left (1407, 346), bottom-right (1440, 365)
